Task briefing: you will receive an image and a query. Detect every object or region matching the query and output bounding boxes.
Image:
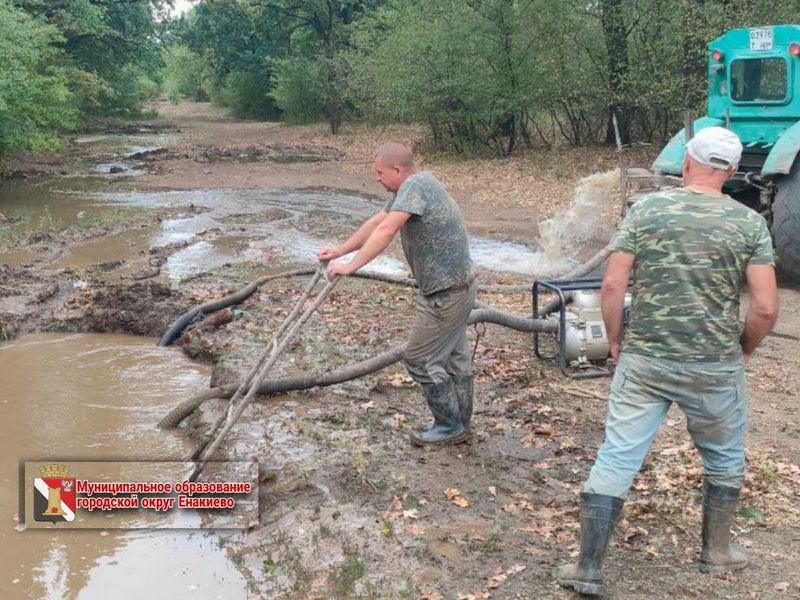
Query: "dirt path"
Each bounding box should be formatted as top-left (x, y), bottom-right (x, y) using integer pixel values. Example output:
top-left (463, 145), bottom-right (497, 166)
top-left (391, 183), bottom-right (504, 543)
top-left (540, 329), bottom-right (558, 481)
top-left (1, 103), bottom-right (798, 599)
top-left (134, 101), bottom-right (658, 245)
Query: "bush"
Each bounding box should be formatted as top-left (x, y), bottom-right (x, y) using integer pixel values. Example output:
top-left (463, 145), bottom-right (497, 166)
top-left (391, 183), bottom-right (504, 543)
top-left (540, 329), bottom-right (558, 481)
top-left (87, 65), bottom-right (161, 118)
top-left (0, 0), bottom-right (78, 156)
top-left (219, 69), bottom-right (281, 120)
top-left (163, 44), bottom-right (211, 103)
top-left (270, 57), bottom-right (327, 124)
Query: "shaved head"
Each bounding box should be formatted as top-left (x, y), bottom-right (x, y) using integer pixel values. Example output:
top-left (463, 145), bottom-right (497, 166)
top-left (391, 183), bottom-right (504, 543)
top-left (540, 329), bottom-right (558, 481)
top-left (374, 142), bottom-right (415, 169)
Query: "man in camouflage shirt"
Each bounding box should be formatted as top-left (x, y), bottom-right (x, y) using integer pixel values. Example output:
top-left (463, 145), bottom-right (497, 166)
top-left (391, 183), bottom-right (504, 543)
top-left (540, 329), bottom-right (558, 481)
top-left (559, 127), bottom-right (779, 596)
top-left (319, 142), bottom-right (476, 445)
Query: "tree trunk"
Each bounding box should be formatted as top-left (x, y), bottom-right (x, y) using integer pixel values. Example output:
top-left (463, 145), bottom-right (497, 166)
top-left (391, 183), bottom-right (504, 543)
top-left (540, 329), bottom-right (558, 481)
top-left (681, 0), bottom-right (707, 111)
top-left (323, 43), bottom-right (343, 135)
top-left (601, 0), bottom-right (631, 145)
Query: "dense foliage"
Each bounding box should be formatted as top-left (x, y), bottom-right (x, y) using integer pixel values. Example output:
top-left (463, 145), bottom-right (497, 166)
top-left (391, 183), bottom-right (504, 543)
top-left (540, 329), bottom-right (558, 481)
top-left (166, 0), bottom-right (800, 153)
top-left (5, 0), bottom-right (800, 158)
top-left (0, 0), bottom-right (165, 158)
top-left (0, 1), bottom-right (77, 154)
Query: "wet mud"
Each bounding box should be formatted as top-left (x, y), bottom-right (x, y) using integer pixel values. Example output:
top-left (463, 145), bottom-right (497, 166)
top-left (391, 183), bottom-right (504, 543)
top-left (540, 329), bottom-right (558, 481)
top-left (1, 108), bottom-right (798, 599)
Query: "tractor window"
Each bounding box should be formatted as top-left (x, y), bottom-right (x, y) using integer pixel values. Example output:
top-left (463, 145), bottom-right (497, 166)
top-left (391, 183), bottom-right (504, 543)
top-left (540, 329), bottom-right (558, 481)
top-left (730, 58), bottom-right (787, 102)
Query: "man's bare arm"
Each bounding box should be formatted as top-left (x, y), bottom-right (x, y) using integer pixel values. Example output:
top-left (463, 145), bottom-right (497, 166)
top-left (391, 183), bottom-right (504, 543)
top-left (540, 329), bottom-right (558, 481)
top-left (601, 252), bottom-right (634, 360)
top-left (327, 211), bottom-right (411, 278)
top-left (741, 263), bottom-right (779, 360)
top-left (317, 210), bottom-right (388, 261)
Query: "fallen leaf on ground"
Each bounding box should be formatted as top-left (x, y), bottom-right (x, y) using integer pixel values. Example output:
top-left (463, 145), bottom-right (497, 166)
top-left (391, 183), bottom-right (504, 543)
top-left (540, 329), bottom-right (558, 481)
top-left (387, 372), bottom-right (414, 387)
top-left (486, 570), bottom-right (507, 589)
top-left (559, 436), bottom-right (579, 451)
top-left (445, 488), bottom-right (462, 500)
top-left (444, 488), bottom-right (470, 508)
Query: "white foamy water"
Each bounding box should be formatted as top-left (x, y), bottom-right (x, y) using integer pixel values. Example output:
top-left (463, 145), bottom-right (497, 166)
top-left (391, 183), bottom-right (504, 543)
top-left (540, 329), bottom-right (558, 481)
top-left (282, 233), bottom-right (410, 277)
top-left (468, 236), bottom-right (574, 276)
top-left (153, 216), bottom-right (218, 247)
top-left (538, 169), bottom-right (619, 266)
top-left (81, 180), bottom-right (620, 280)
top-left (166, 240), bottom-right (242, 280)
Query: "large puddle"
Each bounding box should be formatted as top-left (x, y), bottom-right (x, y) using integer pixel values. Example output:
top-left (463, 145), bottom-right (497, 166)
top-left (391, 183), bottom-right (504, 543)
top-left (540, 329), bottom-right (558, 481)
top-left (0, 333), bottom-right (248, 599)
top-left (1, 185), bottom-right (588, 279)
top-left (1, 131), bottom-right (614, 280)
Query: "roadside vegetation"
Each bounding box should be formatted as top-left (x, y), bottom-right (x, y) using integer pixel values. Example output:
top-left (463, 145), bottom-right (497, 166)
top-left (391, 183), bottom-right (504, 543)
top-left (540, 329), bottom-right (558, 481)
top-left (5, 0), bottom-right (800, 165)
top-left (0, 0), bottom-right (166, 160)
top-left (164, 0), bottom-right (800, 153)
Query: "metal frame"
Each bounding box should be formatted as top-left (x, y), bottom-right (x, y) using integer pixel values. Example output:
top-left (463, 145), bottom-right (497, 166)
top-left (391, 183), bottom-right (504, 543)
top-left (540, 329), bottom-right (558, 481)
top-left (532, 277), bottom-right (610, 379)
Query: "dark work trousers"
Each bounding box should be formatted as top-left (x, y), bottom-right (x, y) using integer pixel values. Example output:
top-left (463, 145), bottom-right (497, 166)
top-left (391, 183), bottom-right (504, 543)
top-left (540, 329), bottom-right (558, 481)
top-left (403, 278), bottom-right (478, 386)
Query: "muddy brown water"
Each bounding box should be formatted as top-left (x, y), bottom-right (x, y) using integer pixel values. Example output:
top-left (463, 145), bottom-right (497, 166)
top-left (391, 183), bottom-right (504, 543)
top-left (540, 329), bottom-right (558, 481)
top-left (0, 181), bottom-right (120, 235)
top-left (0, 333), bottom-right (247, 599)
top-left (0, 132), bottom-right (640, 598)
top-left (2, 159), bottom-right (587, 280)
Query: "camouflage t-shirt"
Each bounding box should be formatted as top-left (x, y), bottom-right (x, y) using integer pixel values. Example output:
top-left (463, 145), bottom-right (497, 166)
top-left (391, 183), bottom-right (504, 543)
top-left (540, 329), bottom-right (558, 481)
top-left (610, 187), bottom-right (774, 361)
top-left (385, 171), bottom-right (474, 296)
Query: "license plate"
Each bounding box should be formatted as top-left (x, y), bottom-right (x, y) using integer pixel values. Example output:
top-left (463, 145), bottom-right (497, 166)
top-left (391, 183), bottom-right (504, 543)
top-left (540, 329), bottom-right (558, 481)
top-left (750, 28), bottom-right (773, 51)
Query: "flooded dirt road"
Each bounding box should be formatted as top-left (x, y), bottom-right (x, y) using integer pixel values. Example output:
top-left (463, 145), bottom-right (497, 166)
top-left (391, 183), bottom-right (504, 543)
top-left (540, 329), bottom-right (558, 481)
top-left (1, 103), bottom-right (798, 599)
top-left (1, 179), bottom-right (585, 284)
top-left (0, 333), bottom-right (248, 600)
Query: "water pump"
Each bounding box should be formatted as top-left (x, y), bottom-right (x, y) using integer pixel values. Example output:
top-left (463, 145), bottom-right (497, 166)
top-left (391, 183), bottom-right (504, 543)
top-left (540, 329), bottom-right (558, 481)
top-left (532, 277), bottom-right (629, 378)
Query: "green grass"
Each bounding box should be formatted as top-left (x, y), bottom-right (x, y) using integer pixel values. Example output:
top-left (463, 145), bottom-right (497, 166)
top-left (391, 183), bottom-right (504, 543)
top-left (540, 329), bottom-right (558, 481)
top-left (329, 554), bottom-right (365, 598)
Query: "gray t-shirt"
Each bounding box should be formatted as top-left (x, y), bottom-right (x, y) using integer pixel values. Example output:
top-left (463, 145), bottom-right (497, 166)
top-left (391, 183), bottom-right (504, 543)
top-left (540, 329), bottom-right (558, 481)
top-left (385, 171), bottom-right (474, 296)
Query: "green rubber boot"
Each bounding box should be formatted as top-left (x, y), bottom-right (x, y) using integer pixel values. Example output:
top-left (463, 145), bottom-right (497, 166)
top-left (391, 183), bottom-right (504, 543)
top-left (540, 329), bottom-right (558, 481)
top-left (557, 493), bottom-right (624, 597)
top-left (409, 380), bottom-right (468, 446)
top-left (699, 481), bottom-right (748, 574)
top-left (452, 374), bottom-right (474, 433)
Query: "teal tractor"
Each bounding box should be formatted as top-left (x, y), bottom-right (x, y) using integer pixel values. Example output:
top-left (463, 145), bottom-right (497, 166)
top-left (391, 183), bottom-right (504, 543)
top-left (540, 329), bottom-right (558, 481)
top-left (652, 24), bottom-right (800, 279)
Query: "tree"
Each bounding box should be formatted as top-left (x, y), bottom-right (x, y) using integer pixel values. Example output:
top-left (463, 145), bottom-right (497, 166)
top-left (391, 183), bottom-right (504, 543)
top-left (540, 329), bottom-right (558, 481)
top-left (256, 0), bottom-right (384, 133)
top-left (600, 0), bottom-right (631, 144)
top-left (11, 0), bottom-right (167, 116)
top-left (180, 0), bottom-right (281, 118)
top-left (0, 0), bottom-right (77, 156)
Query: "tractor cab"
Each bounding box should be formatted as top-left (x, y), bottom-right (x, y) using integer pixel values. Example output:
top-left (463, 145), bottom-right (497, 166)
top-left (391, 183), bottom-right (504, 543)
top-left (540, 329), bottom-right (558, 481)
top-left (647, 25), bottom-right (800, 280)
top-left (653, 25), bottom-right (800, 181)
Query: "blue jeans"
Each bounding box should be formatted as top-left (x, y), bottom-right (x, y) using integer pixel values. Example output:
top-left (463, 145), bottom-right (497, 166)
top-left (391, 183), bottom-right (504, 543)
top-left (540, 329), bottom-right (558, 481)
top-left (584, 352), bottom-right (747, 499)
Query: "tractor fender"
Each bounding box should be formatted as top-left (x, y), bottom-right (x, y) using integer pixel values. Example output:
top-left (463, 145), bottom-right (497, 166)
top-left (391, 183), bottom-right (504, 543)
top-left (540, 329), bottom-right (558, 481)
top-left (762, 120), bottom-right (800, 176)
top-left (651, 117), bottom-right (726, 175)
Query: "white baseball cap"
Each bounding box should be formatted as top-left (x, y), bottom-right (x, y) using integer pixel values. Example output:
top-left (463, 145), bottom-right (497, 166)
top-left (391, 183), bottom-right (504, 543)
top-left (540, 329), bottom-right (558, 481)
top-left (685, 126), bottom-right (742, 170)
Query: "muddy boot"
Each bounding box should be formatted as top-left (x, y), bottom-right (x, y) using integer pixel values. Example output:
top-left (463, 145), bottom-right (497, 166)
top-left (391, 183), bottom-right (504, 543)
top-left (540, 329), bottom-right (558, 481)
top-left (452, 374), bottom-right (474, 433)
top-left (409, 380), bottom-right (468, 446)
top-left (557, 493), bottom-right (624, 597)
top-left (699, 481), bottom-right (748, 574)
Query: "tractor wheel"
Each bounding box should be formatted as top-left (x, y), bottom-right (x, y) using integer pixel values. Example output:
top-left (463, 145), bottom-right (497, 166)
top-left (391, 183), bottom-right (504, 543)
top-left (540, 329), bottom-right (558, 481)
top-left (773, 158), bottom-right (800, 281)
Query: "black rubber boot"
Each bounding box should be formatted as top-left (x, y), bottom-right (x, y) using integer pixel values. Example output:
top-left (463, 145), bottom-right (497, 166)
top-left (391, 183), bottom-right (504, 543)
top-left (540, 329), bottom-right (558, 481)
top-left (557, 493), bottom-right (624, 597)
top-left (699, 481), bottom-right (748, 574)
top-left (452, 374), bottom-right (474, 433)
top-left (409, 380), bottom-right (468, 446)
